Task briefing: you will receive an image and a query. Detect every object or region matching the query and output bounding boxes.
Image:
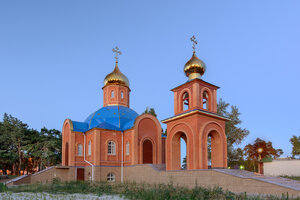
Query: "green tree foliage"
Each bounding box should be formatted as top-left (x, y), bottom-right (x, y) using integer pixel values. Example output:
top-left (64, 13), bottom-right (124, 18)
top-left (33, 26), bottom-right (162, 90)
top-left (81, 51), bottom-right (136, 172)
top-left (143, 107), bottom-right (157, 118)
top-left (25, 128), bottom-right (62, 171)
top-left (290, 135), bottom-right (300, 158)
top-left (244, 138), bottom-right (283, 171)
top-left (0, 113), bottom-right (61, 175)
top-left (217, 98), bottom-right (250, 167)
top-left (0, 113), bottom-right (28, 175)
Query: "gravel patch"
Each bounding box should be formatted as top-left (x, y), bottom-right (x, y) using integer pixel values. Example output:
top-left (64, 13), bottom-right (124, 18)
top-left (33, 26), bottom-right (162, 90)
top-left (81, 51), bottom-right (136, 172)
top-left (0, 192), bottom-right (126, 200)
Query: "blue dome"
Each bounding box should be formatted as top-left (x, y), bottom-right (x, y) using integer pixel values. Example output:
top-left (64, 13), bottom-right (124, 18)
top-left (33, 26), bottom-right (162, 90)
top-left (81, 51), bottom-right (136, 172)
top-left (71, 106), bottom-right (139, 132)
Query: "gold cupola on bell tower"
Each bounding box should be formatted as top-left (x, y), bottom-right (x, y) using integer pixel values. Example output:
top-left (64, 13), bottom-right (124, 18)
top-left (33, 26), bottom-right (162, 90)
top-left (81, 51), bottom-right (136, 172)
top-left (184, 36), bottom-right (206, 80)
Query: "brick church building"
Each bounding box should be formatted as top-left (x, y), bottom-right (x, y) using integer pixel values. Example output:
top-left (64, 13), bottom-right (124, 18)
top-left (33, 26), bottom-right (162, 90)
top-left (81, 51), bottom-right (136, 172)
top-left (8, 38), bottom-right (300, 198)
top-left (62, 38), bottom-right (228, 181)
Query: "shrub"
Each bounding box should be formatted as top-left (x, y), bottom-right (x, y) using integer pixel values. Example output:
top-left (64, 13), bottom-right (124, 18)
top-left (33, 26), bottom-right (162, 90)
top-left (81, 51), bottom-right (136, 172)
top-left (0, 183), bottom-right (7, 192)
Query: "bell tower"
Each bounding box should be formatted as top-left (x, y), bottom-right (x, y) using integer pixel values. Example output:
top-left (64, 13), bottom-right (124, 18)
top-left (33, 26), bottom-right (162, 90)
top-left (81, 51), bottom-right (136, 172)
top-left (162, 36), bottom-right (228, 171)
top-left (103, 46), bottom-right (130, 107)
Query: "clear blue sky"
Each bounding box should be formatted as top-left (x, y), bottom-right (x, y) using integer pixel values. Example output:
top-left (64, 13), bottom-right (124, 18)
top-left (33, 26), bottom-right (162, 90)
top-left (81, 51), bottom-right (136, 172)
top-left (0, 1), bottom-right (299, 157)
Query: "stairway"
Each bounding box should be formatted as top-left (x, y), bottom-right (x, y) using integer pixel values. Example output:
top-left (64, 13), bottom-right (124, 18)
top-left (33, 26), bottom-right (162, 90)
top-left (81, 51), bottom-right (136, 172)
top-left (5, 166), bottom-right (55, 186)
top-left (5, 174), bottom-right (29, 185)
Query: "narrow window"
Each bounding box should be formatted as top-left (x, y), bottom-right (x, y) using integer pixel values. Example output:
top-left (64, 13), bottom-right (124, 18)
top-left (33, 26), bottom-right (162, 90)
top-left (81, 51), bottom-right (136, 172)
top-left (108, 141), bottom-right (116, 155)
top-left (182, 92), bottom-right (189, 111)
top-left (203, 91), bottom-right (209, 110)
top-left (107, 172), bottom-right (115, 182)
top-left (88, 141), bottom-right (92, 156)
top-left (126, 141), bottom-right (130, 155)
top-left (111, 90), bottom-right (115, 98)
top-left (121, 91), bottom-right (124, 99)
top-left (78, 144), bottom-right (83, 156)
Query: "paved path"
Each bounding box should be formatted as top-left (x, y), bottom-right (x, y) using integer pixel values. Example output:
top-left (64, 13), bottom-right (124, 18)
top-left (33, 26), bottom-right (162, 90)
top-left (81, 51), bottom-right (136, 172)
top-left (214, 169), bottom-right (300, 192)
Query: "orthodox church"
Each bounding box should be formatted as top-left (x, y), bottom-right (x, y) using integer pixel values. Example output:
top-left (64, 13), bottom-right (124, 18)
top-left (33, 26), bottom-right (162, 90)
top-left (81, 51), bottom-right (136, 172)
top-left (8, 37), bottom-right (300, 198)
top-left (62, 37), bottom-right (228, 181)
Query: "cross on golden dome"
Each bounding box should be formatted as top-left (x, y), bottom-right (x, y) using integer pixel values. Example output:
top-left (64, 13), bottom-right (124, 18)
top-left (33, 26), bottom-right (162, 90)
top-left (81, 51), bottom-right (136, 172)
top-left (112, 46), bottom-right (122, 63)
top-left (104, 46), bottom-right (129, 88)
top-left (184, 36), bottom-right (206, 80)
top-left (190, 35), bottom-right (198, 54)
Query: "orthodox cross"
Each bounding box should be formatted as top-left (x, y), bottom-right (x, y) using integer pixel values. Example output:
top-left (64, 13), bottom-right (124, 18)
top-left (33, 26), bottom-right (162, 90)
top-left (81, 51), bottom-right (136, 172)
top-left (190, 35), bottom-right (198, 54)
top-left (112, 46), bottom-right (122, 63)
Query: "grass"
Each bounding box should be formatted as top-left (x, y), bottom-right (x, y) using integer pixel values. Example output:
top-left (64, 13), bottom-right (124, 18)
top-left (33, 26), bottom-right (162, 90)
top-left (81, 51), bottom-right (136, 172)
top-left (1, 180), bottom-right (300, 200)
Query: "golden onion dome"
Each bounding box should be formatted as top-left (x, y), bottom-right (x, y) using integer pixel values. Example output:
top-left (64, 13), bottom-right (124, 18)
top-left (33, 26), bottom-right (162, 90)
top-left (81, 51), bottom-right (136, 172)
top-left (104, 63), bottom-right (129, 87)
top-left (184, 52), bottom-right (206, 80)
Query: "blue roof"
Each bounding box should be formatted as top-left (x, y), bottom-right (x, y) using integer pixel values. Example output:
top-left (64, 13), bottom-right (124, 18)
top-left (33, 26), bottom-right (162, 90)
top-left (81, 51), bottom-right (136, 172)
top-left (72, 106), bottom-right (139, 132)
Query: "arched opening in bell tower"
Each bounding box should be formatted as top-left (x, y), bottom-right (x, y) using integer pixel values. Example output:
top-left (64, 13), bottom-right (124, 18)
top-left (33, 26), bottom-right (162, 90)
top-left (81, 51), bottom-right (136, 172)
top-left (182, 92), bottom-right (189, 111)
top-left (202, 91), bottom-right (209, 110)
top-left (142, 139), bottom-right (153, 164)
top-left (207, 130), bottom-right (222, 168)
top-left (181, 137), bottom-right (187, 169)
top-left (171, 132), bottom-right (188, 170)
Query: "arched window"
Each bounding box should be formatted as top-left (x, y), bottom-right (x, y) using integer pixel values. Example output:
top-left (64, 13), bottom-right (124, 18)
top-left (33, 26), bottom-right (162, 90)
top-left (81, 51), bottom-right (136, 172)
top-left (121, 91), bottom-right (124, 99)
top-left (107, 172), bottom-right (115, 182)
top-left (88, 141), bottom-right (92, 156)
top-left (108, 141), bottom-right (116, 155)
top-left (78, 144), bottom-right (83, 156)
top-left (203, 91), bottom-right (209, 110)
top-left (182, 92), bottom-right (189, 111)
top-left (111, 90), bottom-right (115, 98)
top-left (126, 141), bottom-right (130, 155)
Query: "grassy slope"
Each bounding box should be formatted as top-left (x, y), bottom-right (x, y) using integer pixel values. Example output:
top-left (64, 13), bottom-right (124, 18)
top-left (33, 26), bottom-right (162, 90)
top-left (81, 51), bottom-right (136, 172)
top-left (0, 181), bottom-right (299, 200)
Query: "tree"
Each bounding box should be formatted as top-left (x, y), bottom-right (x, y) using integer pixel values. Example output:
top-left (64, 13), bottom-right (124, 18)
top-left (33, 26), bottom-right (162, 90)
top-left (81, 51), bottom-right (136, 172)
top-left (143, 107), bottom-right (157, 118)
top-left (0, 113), bottom-right (62, 175)
top-left (25, 127), bottom-right (62, 171)
top-left (244, 138), bottom-right (283, 171)
top-left (217, 99), bottom-right (250, 167)
top-left (0, 113), bottom-right (29, 175)
top-left (290, 135), bottom-right (300, 158)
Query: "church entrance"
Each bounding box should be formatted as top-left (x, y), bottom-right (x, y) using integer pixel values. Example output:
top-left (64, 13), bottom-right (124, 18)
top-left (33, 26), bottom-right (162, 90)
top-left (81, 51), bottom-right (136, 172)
top-left (142, 139), bottom-right (153, 164)
top-left (171, 131), bottom-right (188, 170)
top-left (76, 168), bottom-right (84, 181)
